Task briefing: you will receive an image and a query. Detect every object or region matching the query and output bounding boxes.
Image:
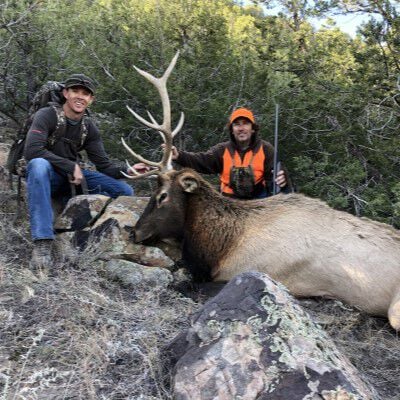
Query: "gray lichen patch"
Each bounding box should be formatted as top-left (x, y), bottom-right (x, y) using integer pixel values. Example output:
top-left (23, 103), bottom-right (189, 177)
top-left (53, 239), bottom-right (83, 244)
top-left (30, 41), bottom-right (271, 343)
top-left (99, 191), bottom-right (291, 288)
top-left (170, 272), bottom-right (375, 399)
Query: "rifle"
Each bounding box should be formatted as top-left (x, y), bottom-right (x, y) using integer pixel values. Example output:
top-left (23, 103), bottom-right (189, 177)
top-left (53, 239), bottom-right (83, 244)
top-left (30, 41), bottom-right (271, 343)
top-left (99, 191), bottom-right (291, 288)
top-left (272, 103), bottom-right (281, 195)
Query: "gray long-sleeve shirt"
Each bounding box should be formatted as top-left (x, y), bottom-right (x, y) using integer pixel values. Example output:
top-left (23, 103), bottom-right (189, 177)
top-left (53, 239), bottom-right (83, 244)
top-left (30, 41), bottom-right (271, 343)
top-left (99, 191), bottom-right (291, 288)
top-left (24, 106), bottom-right (127, 178)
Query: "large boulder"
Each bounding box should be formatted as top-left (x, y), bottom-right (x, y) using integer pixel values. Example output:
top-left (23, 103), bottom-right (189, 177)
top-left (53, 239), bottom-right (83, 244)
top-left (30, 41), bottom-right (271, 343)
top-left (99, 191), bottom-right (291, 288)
top-left (167, 271), bottom-right (376, 400)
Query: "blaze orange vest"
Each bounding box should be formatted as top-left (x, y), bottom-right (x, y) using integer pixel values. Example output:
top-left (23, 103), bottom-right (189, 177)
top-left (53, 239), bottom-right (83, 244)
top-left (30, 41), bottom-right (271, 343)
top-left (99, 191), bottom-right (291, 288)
top-left (220, 145), bottom-right (266, 195)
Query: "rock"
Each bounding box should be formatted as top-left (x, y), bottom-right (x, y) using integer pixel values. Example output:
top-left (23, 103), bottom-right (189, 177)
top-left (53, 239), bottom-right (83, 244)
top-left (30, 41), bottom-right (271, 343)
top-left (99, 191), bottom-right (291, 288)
top-left (54, 194), bottom-right (111, 231)
top-left (172, 268), bottom-right (193, 287)
top-left (55, 230), bottom-right (105, 261)
top-left (54, 231), bottom-right (80, 260)
top-left (92, 196), bottom-right (181, 261)
top-left (167, 271), bottom-right (376, 400)
top-left (105, 259), bottom-right (173, 288)
top-left (153, 238), bottom-right (182, 262)
top-left (115, 242), bottom-right (175, 268)
top-left (90, 216), bottom-right (175, 268)
top-left (92, 196), bottom-right (149, 238)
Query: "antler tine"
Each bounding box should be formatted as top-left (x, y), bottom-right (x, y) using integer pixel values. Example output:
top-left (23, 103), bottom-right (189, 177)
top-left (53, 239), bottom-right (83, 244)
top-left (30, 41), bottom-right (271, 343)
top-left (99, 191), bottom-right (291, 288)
top-left (122, 159), bottom-right (157, 180)
top-left (124, 159), bottom-right (145, 177)
top-left (126, 105), bottom-right (161, 133)
top-left (134, 51), bottom-right (182, 171)
top-left (147, 110), bottom-right (167, 143)
top-left (172, 112), bottom-right (185, 138)
top-left (133, 51), bottom-right (180, 135)
top-left (126, 105), bottom-right (167, 143)
top-left (121, 168), bottom-right (160, 180)
top-left (123, 51), bottom-right (183, 175)
top-left (121, 137), bottom-right (161, 168)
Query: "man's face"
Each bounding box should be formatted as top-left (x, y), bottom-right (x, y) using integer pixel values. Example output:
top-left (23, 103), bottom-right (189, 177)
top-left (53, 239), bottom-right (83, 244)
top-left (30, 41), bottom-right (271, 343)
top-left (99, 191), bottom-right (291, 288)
top-left (231, 117), bottom-right (254, 146)
top-left (63, 86), bottom-right (94, 117)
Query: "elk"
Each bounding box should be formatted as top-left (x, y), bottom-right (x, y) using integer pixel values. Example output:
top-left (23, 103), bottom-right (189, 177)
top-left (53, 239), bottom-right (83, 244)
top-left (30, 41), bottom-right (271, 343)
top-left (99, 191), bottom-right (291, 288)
top-left (122, 51), bottom-right (400, 331)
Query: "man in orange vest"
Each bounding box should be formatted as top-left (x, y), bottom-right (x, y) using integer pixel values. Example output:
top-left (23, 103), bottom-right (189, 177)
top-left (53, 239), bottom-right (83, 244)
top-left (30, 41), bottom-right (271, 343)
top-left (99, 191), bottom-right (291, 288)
top-left (170, 107), bottom-right (290, 199)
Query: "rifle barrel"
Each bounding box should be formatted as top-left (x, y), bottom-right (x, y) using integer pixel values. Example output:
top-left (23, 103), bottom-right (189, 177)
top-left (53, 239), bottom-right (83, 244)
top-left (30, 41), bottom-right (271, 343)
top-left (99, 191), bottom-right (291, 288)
top-left (273, 104), bottom-right (280, 195)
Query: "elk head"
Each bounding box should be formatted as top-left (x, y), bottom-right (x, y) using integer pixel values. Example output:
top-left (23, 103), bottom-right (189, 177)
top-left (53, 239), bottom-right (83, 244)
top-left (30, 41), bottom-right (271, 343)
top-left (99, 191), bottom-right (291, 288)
top-left (132, 169), bottom-right (202, 243)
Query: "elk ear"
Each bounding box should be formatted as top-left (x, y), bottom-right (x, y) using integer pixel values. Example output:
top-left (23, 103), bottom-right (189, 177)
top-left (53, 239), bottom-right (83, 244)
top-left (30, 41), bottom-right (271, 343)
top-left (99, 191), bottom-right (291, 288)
top-left (178, 173), bottom-right (199, 193)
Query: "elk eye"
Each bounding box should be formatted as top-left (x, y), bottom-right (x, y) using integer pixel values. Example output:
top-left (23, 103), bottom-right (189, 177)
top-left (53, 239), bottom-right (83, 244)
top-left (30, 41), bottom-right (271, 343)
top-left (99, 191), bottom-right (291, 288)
top-left (157, 192), bottom-right (168, 207)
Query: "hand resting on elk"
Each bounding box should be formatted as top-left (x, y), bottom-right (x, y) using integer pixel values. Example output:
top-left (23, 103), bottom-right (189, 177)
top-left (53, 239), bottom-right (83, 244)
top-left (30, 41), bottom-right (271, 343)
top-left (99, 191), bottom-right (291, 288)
top-left (121, 51), bottom-right (400, 331)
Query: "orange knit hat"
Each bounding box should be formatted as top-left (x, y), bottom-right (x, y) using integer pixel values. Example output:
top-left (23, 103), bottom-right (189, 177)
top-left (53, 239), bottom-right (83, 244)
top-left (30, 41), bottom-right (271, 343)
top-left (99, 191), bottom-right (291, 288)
top-left (229, 108), bottom-right (255, 124)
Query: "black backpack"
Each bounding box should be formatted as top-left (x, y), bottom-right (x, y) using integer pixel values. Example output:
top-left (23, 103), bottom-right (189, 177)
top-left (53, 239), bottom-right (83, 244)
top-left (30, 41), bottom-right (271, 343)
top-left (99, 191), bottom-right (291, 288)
top-left (6, 81), bottom-right (89, 177)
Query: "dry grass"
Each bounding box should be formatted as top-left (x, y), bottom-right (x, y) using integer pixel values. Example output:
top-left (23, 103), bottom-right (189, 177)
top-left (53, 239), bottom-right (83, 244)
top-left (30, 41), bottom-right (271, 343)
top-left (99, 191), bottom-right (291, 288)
top-left (0, 193), bottom-right (197, 399)
top-left (300, 298), bottom-right (400, 400)
top-left (0, 183), bottom-right (399, 399)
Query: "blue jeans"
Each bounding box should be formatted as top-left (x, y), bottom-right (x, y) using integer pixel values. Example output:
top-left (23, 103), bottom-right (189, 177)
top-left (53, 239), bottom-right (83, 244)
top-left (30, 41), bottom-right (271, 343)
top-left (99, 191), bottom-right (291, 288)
top-left (26, 158), bottom-right (134, 240)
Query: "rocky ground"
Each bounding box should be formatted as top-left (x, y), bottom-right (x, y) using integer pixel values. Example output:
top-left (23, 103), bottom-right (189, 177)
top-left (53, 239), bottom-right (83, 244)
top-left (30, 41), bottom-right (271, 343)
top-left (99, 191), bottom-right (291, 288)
top-left (0, 133), bottom-right (399, 399)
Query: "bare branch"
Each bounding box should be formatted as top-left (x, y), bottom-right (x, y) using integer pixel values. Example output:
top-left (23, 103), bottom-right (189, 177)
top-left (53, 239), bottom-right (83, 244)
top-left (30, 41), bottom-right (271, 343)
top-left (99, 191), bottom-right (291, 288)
top-left (0, 0), bottom-right (41, 30)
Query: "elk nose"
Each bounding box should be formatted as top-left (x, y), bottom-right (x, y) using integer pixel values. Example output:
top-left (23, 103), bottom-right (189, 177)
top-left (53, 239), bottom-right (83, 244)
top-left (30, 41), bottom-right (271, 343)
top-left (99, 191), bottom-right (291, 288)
top-left (130, 229), bottom-right (137, 243)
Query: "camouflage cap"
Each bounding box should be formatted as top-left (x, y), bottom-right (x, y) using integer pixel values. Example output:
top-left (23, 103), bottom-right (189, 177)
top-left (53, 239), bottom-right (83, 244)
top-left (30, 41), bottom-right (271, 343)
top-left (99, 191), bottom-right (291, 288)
top-left (64, 74), bottom-right (96, 95)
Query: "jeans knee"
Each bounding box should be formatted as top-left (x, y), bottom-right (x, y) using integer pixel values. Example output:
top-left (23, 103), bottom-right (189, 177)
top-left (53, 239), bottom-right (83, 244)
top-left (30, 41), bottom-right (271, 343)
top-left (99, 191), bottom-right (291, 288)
top-left (27, 158), bottom-right (52, 179)
top-left (120, 183), bottom-right (134, 197)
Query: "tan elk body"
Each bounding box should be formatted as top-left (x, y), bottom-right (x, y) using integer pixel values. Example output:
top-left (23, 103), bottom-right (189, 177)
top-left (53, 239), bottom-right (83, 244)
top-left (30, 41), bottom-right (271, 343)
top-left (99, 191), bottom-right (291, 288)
top-left (122, 51), bottom-right (400, 330)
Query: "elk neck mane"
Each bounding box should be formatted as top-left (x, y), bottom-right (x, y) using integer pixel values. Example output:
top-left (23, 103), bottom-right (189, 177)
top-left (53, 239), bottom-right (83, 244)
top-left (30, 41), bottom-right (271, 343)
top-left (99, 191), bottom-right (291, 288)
top-left (179, 170), bottom-right (265, 281)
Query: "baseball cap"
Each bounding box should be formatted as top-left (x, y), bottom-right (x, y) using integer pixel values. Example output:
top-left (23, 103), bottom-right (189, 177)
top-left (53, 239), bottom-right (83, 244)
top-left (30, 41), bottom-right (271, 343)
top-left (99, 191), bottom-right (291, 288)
top-left (229, 108), bottom-right (255, 124)
top-left (64, 74), bottom-right (96, 95)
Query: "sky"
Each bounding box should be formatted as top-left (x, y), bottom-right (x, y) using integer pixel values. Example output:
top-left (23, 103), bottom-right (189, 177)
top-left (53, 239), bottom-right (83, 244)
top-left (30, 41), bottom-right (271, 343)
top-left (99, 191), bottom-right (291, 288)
top-left (310, 13), bottom-right (373, 37)
top-left (239, 0), bottom-right (381, 37)
top-left (309, 2), bottom-right (399, 37)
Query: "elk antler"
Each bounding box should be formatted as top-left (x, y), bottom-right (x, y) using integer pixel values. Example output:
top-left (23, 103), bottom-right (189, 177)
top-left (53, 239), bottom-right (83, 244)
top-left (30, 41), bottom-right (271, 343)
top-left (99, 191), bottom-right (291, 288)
top-left (121, 51), bottom-right (184, 179)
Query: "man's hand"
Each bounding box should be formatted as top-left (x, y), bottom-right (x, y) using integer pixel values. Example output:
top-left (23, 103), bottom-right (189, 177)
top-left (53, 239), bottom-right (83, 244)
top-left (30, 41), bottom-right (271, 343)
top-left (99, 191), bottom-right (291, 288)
top-left (127, 163), bottom-right (153, 175)
top-left (171, 146), bottom-right (179, 160)
top-left (275, 169), bottom-right (287, 188)
top-left (161, 144), bottom-right (179, 160)
top-left (69, 163), bottom-right (83, 185)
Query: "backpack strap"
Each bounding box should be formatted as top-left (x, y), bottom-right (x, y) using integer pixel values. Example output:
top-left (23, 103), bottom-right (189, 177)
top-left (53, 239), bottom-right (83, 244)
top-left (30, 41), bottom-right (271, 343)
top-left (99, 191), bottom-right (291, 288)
top-left (47, 105), bottom-right (67, 148)
top-left (47, 105), bottom-right (90, 150)
top-left (79, 115), bottom-right (90, 149)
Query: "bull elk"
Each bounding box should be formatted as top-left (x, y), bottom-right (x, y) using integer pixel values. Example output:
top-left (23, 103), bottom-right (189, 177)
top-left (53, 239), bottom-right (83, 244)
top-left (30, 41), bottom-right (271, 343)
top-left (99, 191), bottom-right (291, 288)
top-left (122, 51), bottom-right (400, 331)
